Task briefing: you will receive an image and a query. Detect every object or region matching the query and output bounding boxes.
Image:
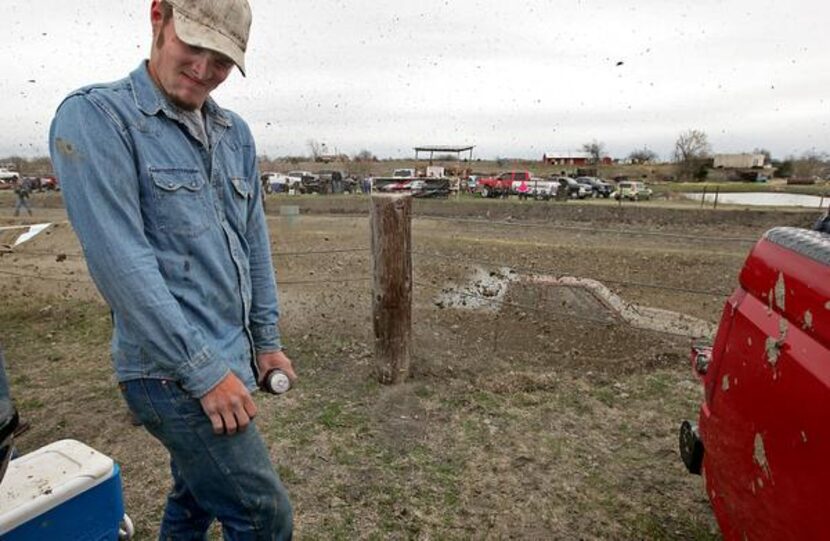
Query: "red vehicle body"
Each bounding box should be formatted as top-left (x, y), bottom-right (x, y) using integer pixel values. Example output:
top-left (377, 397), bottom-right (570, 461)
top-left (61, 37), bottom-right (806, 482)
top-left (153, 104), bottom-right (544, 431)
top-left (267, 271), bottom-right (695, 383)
top-left (681, 227), bottom-right (830, 540)
top-left (475, 170), bottom-right (532, 198)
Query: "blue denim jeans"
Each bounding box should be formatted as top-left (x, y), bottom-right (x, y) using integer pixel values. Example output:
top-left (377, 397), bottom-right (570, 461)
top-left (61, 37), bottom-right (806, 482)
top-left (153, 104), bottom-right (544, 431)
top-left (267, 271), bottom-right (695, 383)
top-left (120, 379), bottom-right (292, 541)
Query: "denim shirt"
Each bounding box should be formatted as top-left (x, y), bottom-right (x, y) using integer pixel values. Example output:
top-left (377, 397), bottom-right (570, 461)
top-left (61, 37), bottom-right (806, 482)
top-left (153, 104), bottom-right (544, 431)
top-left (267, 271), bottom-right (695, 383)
top-left (49, 63), bottom-right (281, 397)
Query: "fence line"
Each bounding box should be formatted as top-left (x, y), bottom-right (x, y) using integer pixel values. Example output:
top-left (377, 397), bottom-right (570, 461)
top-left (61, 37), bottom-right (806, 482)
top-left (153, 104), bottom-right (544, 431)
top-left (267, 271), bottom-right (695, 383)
top-left (419, 215), bottom-right (759, 244)
top-left (0, 268), bottom-right (90, 284)
top-left (1, 244), bottom-right (732, 298)
top-left (0, 267), bottom-right (371, 288)
top-left (273, 248), bottom-right (369, 257)
top-left (412, 250), bottom-right (733, 298)
top-left (0, 266), bottom-right (702, 339)
top-left (3, 247), bottom-right (369, 259)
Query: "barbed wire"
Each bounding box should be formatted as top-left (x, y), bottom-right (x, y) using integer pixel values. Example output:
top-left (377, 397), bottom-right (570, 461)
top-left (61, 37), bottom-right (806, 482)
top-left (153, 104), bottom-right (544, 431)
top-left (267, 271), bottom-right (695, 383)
top-left (2, 247), bottom-right (369, 259)
top-left (411, 250), bottom-right (733, 298)
top-left (277, 277), bottom-right (370, 286)
top-left (0, 268), bottom-right (90, 284)
top-left (419, 215), bottom-right (759, 244)
top-left (0, 266), bottom-right (371, 289)
top-left (0, 264), bottom-right (704, 339)
top-left (1, 243), bottom-right (733, 298)
top-left (273, 248), bottom-right (369, 257)
top-left (0, 249), bottom-right (84, 259)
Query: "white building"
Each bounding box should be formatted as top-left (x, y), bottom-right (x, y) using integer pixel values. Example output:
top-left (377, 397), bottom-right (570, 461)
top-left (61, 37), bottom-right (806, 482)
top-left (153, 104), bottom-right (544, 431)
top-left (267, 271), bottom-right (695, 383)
top-left (713, 153), bottom-right (765, 168)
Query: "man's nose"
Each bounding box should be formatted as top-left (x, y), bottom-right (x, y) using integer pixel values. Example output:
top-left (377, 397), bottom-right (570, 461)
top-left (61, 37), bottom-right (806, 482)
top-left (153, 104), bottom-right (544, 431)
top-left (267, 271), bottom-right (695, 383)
top-left (192, 52), bottom-right (210, 79)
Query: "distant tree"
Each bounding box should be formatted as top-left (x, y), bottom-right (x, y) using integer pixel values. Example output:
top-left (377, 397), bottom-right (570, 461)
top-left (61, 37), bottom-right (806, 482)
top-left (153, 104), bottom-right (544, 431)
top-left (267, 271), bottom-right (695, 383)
top-left (0, 155), bottom-right (54, 175)
top-left (353, 149), bottom-right (376, 162)
top-left (774, 160), bottom-right (793, 178)
top-left (495, 156), bottom-right (507, 167)
top-left (307, 139), bottom-right (321, 161)
top-left (792, 150), bottom-right (828, 179)
top-left (674, 129), bottom-right (711, 180)
top-left (582, 140), bottom-right (606, 165)
top-left (628, 146), bottom-right (658, 164)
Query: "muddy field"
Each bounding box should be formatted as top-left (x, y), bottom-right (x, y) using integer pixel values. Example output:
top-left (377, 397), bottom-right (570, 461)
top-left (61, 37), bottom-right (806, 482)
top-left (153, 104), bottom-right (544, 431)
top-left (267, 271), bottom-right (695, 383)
top-left (0, 195), bottom-right (819, 539)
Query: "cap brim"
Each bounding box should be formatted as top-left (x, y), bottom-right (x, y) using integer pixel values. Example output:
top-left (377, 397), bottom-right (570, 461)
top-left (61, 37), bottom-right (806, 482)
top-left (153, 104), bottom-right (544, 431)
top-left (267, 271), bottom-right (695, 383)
top-left (172, 10), bottom-right (246, 77)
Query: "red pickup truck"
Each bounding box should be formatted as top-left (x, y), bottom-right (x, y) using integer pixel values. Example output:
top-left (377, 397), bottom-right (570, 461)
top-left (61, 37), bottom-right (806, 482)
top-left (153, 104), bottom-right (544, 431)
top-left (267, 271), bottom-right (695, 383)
top-left (475, 170), bottom-right (533, 198)
top-left (681, 226), bottom-right (830, 539)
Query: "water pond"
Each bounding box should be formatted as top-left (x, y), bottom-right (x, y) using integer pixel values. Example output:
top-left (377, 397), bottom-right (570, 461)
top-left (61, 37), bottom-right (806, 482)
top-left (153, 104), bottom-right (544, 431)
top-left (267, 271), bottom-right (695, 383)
top-left (684, 192), bottom-right (827, 208)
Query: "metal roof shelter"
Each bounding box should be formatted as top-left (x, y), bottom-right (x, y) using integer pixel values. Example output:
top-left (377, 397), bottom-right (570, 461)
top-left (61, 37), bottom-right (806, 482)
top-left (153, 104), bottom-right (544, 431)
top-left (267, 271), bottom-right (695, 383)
top-left (414, 145), bottom-right (475, 163)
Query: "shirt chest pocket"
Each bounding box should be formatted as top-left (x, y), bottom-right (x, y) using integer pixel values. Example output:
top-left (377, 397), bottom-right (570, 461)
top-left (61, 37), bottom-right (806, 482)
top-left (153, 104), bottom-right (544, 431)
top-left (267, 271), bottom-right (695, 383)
top-left (228, 176), bottom-right (252, 227)
top-left (150, 168), bottom-right (211, 237)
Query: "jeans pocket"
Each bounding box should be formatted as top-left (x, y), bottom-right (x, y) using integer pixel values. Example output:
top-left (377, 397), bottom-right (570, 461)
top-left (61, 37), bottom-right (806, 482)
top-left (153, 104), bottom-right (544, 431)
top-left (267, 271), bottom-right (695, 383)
top-left (163, 381), bottom-right (209, 423)
top-left (120, 379), bottom-right (164, 428)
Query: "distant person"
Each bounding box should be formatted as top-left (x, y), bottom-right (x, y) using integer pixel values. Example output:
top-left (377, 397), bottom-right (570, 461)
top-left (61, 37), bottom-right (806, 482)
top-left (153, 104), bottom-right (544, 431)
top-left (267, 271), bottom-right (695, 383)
top-left (814, 210), bottom-right (830, 234)
top-left (49, 1), bottom-right (294, 538)
top-left (13, 181), bottom-right (32, 217)
top-left (517, 179), bottom-right (529, 200)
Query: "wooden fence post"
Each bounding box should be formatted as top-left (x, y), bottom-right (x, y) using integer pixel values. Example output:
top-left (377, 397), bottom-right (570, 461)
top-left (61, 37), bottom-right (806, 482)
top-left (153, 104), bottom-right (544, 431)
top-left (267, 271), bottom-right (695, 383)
top-left (371, 194), bottom-right (412, 384)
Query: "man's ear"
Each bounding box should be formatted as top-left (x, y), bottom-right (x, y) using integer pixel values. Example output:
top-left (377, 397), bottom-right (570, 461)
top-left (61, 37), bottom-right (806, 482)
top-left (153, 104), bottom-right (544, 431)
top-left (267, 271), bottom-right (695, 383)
top-left (150, 0), bottom-right (164, 31)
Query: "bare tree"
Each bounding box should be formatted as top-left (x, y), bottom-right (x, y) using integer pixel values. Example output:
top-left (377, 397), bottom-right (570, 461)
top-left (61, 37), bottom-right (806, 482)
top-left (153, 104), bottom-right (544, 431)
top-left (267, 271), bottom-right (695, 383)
top-left (582, 140), bottom-right (606, 165)
top-left (628, 146), bottom-right (658, 164)
top-left (307, 139), bottom-right (321, 162)
top-left (674, 129), bottom-right (711, 180)
top-left (352, 149), bottom-right (377, 176)
top-left (792, 150), bottom-right (828, 179)
top-left (353, 149), bottom-right (376, 162)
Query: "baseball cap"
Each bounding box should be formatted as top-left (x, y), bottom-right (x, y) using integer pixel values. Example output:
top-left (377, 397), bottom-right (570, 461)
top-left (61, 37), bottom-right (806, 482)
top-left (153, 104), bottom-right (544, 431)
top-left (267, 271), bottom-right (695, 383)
top-left (167, 0), bottom-right (252, 76)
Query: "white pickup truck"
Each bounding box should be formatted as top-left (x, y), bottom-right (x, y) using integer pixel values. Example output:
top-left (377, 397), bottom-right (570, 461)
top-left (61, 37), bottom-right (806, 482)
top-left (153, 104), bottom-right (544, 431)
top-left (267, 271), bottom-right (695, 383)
top-left (0, 168), bottom-right (20, 182)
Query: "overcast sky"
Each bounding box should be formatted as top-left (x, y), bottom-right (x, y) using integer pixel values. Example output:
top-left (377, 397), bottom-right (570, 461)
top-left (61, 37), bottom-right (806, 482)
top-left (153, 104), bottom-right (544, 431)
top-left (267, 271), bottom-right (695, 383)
top-left (2, 0), bottom-right (828, 161)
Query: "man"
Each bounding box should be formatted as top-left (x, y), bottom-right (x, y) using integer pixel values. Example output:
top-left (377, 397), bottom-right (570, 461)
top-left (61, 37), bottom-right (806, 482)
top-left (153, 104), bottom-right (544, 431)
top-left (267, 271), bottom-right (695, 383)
top-left (0, 346), bottom-right (18, 485)
top-left (815, 211), bottom-right (830, 234)
top-left (49, 1), bottom-right (295, 538)
top-left (13, 180), bottom-right (32, 217)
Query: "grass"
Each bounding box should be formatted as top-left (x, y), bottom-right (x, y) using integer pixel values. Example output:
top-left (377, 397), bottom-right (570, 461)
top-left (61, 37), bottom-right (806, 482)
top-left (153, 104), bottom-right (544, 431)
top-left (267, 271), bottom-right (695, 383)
top-left (0, 261), bottom-right (723, 539)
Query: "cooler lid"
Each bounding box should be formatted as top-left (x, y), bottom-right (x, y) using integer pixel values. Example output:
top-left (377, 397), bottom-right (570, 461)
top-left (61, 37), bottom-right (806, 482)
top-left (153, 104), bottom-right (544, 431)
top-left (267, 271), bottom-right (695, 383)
top-left (0, 439), bottom-right (116, 534)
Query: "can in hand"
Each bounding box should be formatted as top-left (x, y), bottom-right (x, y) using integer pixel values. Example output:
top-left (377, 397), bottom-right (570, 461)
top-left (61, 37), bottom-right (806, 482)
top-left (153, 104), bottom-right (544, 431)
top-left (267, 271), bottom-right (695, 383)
top-left (261, 368), bottom-right (291, 395)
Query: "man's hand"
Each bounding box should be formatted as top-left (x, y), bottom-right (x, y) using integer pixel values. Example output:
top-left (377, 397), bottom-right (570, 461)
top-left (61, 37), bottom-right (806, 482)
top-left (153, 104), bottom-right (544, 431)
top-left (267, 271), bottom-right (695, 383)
top-left (257, 349), bottom-right (297, 384)
top-left (199, 373), bottom-right (257, 435)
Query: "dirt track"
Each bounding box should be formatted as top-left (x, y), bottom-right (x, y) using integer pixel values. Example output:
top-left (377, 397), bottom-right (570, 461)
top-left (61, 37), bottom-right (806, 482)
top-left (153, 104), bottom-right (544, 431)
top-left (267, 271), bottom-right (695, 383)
top-left (0, 195), bottom-right (821, 539)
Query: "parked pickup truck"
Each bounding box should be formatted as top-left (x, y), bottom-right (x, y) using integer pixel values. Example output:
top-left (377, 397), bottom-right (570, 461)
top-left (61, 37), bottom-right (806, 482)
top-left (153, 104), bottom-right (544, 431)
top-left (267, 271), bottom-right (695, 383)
top-left (0, 168), bottom-right (19, 183)
top-left (476, 171), bottom-right (542, 198)
top-left (680, 227), bottom-right (830, 539)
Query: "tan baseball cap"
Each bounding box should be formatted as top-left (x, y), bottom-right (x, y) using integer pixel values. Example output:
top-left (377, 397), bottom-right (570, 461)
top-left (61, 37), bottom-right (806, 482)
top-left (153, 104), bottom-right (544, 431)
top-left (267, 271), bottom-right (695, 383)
top-left (167, 0), bottom-right (252, 76)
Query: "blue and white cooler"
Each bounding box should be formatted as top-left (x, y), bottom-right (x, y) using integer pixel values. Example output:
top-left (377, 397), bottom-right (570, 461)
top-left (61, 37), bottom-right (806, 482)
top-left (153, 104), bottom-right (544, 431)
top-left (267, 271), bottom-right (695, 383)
top-left (0, 439), bottom-right (131, 540)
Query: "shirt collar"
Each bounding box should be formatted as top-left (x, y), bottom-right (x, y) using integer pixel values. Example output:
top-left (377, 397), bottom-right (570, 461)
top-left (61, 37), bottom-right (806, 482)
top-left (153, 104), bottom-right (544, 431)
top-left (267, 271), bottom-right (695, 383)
top-left (129, 61), bottom-right (231, 127)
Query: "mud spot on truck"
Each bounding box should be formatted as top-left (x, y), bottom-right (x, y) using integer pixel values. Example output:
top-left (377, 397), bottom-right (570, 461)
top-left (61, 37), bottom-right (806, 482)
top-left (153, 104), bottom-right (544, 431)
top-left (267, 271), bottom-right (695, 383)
top-left (722, 375), bottom-right (730, 392)
top-left (774, 273), bottom-right (786, 310)
top-left (765, 337), bottom-right (780, 367)
top-left (765, 320), bottom-right (788, 368)
top-left (753, 433), bottom-right (772, 480)
top-left (803, 310), bottom-right (813, 330)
